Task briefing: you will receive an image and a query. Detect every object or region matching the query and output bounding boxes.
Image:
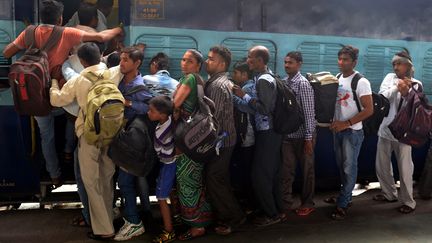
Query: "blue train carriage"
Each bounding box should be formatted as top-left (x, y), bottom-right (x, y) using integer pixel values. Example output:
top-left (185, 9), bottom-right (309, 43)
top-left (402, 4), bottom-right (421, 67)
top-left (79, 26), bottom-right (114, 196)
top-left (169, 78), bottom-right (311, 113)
top-left (0, 0), bottom-right (430, 204)
top-left (123, 0), bottom-right (430, 186)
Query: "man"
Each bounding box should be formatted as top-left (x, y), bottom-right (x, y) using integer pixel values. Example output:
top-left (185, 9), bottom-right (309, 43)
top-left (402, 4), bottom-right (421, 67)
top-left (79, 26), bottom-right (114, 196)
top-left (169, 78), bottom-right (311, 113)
top-left (374, 51), bottom-right (420, 214)
top-left (280, 51), bottom-right (316, 216)
top-left (2, 0), bottom-right (122, 187)
top-left (231, 60), bottom-right (256, 208)
top-left (50, 42), bottom-right (121, 240)
top-left (233, 45), bottom-right (283, 226)
top-left (204, 45), bottom-right (245, 235)
top-left (329, 45), bottom-right (373, 220)
top-left (66, 0), bottom-right (112, 32)
top-left (114, 46), bottom-right (151, 241)
top-left (142, 52), bottom-right (179, 95)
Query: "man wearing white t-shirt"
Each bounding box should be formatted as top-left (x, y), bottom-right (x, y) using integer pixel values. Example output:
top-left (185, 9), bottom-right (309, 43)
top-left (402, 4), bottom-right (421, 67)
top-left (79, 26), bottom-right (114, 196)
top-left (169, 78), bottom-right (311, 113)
top-left (373, 51), bottom-right (420, 214)
top-left (329, 45), bottom-right (373, 220)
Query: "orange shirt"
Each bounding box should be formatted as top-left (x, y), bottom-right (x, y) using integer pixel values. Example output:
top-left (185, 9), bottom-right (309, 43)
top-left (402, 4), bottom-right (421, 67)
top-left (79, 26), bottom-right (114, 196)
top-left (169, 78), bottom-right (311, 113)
top-left (13, 25), bottom-right (84, 72)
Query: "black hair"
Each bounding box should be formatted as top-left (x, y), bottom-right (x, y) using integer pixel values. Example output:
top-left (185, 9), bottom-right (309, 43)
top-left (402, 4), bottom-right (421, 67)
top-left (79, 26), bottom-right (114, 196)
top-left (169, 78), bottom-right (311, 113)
top-left (77, 42), bottom-right (101, 66)
top-left (149, 52), bottom-right (169, 71)
top-left (107, 52), bottom-right (120, 68)
top-left (286, 51), bottom-right (303, 63)
top-left (209, 45), bottom-right (232, 71)
top-left (186, 49), bottom-right (204, 71)
top-left (338, 45), bottom-right (359, 61)
top-left (40, 0), bottom-right (64, 25)
top-left (78, 2), bottom-right (98, 27)
top-left (395, 50), bottom-right (412, 62)
top-left (149, 96), bottom-right (173, 116)
top-left (233, 59), bottom-right (253, 79)
top-left (121, 46), bottom-right (144, 68)
top-left (97, 0), bottom-right (113, 7)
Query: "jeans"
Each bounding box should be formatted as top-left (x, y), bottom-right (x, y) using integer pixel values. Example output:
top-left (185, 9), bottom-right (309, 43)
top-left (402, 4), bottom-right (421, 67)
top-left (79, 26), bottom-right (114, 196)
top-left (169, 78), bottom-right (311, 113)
top-left (74, 147), bottom-right (90, 225)
top-left (118, 169), bottom-right (140, 224)
top-left (333, 129), bottom-right (364, 208)
top-left (34, 108), bottom-right (65, 179)
top-left (64, 118), bottom-right (76, 153)
top-left (136, 176), bottom-right (151, 212)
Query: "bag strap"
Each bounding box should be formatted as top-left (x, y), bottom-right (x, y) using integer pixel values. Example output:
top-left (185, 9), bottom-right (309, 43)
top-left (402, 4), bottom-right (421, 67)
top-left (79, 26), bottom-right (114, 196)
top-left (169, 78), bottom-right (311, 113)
top-left (41, 26), bottom-right (64, 52)
top-left (349, 73), bottom-right (363, 113)
top-left (24, 25), bottom-right (37, 49)
top-left (191, 73), bottom-right (205, 99)
top-left (124, 85), bottom-right (149, 96)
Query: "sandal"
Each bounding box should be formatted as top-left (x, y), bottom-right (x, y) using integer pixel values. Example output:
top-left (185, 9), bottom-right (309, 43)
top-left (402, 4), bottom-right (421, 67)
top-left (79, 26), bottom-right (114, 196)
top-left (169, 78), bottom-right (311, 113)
top-left (71, 215), bottom-right (90, 227)
top-left (153, 229), bottom-right (176, 243)
top-left (215, 224), bottom-right (232, 235)
top-left (331, 207), bottom-right (347, 220)
top-left (324, 196), bottom-right (337, 204)
top-left (373, 194), bottom-right (397, 203)
top-left (177, 228), bottom-right (205, 241)
top-left (398, 205), bottom-right (415, 214)
top-left (295, 207), bottom-right (315, 216)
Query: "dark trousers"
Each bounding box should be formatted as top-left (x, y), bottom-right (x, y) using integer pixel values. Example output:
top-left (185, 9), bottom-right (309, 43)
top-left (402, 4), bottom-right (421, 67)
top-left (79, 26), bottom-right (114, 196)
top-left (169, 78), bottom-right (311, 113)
top-left (205, 146), bottom-right (245, 226)
top-left (281, 138), bottom-right (316, 211)
top-left (252, 129), bottom-right (283, 218)
top-left (418, 143), bottom-right (432, 198)
top-left (230, 144), bottom-right (255, 205)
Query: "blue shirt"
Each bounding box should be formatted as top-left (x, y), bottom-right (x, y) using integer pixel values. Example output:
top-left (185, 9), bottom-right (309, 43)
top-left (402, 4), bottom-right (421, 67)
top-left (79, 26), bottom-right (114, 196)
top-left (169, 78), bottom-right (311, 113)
top-left (143, 70), bottom-right (179, 96)
top-left (118, 74), bottom-right (153, 120)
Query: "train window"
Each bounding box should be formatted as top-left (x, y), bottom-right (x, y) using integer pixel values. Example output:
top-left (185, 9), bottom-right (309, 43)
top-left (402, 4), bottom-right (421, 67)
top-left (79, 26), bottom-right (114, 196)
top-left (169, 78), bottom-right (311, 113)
top-left (297, 42), bottom-right (342, 76)
top-left (0, 28), bottom-right (12, 89)
top-left (221, 38), bottom-right (277, 72)
top-left (364, 45), bottom-right (406, 91)
top-left (134, 34), bottom-right (198, 79)
top-left (422, 48), bottom-right (432, 97)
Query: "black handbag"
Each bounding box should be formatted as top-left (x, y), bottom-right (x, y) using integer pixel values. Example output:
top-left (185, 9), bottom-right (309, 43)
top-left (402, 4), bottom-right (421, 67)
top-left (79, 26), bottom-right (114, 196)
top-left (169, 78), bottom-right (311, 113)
top-left (175, 74), bottom-right (220, 163)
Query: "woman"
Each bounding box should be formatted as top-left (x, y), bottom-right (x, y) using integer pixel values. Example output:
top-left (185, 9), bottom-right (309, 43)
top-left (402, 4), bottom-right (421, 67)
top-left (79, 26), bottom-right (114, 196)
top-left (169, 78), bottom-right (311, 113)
top-left (173, 49), bottom-right (213, 240)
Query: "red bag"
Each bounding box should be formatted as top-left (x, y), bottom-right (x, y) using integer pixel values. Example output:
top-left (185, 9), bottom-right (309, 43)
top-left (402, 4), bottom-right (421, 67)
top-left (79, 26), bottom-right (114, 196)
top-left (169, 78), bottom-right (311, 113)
top-left (389, 84), bottom-right (432, 147)
top-left (8, 25), bottom-right (64, 116)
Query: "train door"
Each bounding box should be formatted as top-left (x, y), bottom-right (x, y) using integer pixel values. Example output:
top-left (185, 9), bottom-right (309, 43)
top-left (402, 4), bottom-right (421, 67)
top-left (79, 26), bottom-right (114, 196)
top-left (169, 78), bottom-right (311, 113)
top-left (0, 0), bottom-right (39, 203)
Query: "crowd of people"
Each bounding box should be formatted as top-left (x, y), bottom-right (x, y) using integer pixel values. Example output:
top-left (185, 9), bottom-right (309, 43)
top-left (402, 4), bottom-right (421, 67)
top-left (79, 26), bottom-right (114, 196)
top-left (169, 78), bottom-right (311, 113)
top-left (3, 0), bottom-right (432, 242)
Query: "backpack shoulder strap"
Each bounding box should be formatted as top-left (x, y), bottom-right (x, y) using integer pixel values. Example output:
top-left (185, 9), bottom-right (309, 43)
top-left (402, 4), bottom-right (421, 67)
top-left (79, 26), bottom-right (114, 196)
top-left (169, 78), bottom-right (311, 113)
top-left (350, 73), bottom-right (363, 112)
top-left (191, 73), bottom-right (205, 99)
top-left (41, 26), bottom-right (65, 52)
top-left (24, 25), bottom-right (37, 49)
top-left (83, 71), bottom-right (104, 83)
top-left (124, 85), bottom-right (149, 96)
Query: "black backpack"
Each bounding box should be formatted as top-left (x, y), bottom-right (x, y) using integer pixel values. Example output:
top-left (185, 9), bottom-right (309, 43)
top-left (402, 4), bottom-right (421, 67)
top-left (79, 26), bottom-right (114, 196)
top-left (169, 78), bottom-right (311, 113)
top-left (233, 107), bottom-right (249, 143)
top-left (108, 114), bottom-right (156, 177)
top-left (306, 72), bottom-right (339, 124)
top-left (269, 74), bottom-right (304, 134)
top-left (338, 73), bottom-right (390, 136)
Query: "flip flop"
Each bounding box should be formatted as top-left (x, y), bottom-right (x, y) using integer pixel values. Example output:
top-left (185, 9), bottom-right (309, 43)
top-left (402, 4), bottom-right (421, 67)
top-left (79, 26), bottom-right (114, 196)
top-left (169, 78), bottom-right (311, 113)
top-left (71, 215), bottom-right (90, 227)
top-left (295, 207), bottom-right (315, 216)
top-left (177, 228), bottom-right (205, 241)
top-left (398, 205), bottom-right (415, 214)
top-left (373, 194), bottom-right (397, 202)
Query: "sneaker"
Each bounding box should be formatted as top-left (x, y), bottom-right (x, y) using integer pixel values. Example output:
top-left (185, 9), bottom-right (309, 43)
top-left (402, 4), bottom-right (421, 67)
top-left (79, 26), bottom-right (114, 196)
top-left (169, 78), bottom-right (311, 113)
top-left (114, 218), bottom-right (145, 241)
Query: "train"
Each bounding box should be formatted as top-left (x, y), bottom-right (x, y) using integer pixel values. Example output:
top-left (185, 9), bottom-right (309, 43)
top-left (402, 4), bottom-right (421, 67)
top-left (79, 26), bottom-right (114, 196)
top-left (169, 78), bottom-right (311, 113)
top-left (0, 0), bottom-right (430, 204)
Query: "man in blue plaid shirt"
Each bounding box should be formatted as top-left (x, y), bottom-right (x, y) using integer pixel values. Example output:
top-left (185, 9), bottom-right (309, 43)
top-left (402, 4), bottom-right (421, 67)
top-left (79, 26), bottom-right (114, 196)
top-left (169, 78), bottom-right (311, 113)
top-left (280, 51), bottom-right (317, 216)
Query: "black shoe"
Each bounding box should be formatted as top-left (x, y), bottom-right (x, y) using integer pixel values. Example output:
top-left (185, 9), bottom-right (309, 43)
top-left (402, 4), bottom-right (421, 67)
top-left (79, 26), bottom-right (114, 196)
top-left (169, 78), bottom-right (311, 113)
top-left (253, 216), bottom-right (281, 227)
top-left (87, 232), bottom-right (114, 241)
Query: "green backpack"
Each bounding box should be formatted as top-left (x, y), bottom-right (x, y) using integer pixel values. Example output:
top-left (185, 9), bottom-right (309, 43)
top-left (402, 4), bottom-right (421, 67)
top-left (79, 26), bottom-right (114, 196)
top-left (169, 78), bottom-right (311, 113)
top-left (83, 70), bottom-right (125, 147)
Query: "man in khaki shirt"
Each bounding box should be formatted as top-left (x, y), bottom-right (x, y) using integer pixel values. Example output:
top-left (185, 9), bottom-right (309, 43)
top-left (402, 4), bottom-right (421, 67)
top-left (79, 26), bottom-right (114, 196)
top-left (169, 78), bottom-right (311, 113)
top-left (50, 42), bottom-right (122, 240)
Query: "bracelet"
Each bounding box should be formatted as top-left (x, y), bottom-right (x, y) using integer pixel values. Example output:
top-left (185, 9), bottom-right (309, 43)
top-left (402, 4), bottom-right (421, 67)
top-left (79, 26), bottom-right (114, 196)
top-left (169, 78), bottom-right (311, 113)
top-left (347, 119), bottom-right (353, 126)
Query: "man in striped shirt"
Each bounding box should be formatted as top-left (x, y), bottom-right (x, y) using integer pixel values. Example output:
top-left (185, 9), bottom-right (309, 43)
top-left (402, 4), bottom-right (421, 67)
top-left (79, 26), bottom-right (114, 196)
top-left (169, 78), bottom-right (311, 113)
top-left (280, 51), bottom-right (317, 216)
top-left (204, 45), bottom-right (245, 235)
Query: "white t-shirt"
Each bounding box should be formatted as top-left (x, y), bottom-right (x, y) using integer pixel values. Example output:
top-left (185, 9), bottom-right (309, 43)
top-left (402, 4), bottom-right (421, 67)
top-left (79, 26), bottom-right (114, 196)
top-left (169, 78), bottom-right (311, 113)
top-left (334, 71), bottom-right (372, 130)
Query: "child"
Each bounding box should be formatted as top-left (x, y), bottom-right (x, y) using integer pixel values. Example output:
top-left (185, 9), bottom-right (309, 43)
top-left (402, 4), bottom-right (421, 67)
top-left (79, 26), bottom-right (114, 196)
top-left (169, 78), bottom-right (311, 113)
top-left (147, 96), bottom-right (177, 243)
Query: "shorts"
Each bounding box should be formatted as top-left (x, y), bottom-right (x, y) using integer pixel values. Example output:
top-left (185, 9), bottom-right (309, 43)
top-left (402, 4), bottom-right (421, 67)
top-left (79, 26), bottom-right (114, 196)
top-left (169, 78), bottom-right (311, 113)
top-left (155, 162), bottom-right (176, 200)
